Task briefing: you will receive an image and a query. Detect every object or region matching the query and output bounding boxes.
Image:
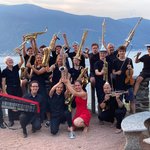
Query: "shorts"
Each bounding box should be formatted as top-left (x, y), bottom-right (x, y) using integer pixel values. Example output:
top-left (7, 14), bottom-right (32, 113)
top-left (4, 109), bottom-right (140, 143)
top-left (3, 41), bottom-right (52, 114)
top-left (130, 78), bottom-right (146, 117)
top-left (139, 71), bottom-right (150, 79)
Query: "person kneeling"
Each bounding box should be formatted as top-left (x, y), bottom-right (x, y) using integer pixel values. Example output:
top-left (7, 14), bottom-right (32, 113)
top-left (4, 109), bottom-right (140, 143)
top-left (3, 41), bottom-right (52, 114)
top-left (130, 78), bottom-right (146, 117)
top-left (49, 80), bottom-right (75, 139)
top-left (98, 82), bottom-right (126, 133)
top-left (19, 81), bottom-right (43, 138)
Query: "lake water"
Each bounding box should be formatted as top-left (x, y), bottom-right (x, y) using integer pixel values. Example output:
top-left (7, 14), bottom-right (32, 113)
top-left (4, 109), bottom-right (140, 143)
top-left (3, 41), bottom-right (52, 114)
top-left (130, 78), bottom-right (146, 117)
top-left (0, 50), bottom-right (148, 111)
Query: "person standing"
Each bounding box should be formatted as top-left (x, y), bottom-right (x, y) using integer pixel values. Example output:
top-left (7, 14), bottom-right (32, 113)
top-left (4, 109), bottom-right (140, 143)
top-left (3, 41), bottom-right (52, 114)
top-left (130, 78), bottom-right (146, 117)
top-left (2, 50), bottom-right (23, 127)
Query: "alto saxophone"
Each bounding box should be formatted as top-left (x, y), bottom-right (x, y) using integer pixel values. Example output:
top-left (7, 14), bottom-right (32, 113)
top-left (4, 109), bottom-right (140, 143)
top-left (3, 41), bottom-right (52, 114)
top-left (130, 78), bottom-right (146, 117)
top-left (77, 67), bottom-right (88, 85)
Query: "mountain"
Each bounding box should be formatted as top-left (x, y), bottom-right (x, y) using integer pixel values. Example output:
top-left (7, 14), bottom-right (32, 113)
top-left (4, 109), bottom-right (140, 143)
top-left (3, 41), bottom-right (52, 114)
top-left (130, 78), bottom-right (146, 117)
top-left (0, 4), bottom-right (149, 54)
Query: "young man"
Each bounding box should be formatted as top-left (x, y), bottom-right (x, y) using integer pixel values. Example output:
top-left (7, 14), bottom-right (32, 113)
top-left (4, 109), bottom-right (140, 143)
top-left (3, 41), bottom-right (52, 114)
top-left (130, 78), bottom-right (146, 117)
top-left (19, 81), bottom-right (43, 138)
top-left (49, 80), bottom-right (75, 139)
top-left (112, 45), bottom-right (135, 113)
top-left (2, 51), bottom-right (23, 127)
top-left (134, 44), bottom-right (150, 97)
top-left (98, 82), bottom-right (126, 133)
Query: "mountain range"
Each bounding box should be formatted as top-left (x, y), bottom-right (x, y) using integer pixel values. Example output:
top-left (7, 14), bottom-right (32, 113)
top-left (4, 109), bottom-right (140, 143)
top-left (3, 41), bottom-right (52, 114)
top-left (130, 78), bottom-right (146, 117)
top-left (0, 4), bottom-right (149, 54)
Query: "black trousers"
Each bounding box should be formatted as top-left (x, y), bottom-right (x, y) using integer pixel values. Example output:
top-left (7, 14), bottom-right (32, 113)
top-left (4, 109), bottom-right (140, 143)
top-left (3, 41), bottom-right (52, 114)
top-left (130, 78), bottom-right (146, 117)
top-left (50, 110), bottom-right (72, 135)
top-left (0, 107), bottom-right (3, 124)
top-left (19, 113), bottom-right (41, 133)
top-left (99, 107), bottom-right (126, 129)
top-left (7, 86), bottom-right (22, 122)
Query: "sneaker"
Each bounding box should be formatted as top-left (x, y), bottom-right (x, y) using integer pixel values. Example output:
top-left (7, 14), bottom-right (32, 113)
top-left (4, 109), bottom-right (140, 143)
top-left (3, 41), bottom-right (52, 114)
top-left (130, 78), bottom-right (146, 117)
top-left (45, 120), bottom-right (50, 128)
top-left (68, 131), bottom-right (75, 139)
top-left (143, 137), bottom-right (150, 144)
top-left (0, 123), bottom-right (6, 129)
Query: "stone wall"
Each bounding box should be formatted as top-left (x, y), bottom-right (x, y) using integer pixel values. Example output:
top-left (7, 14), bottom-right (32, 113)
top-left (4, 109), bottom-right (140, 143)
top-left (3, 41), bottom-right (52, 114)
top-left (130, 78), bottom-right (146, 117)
top-left (136, 78), bottom-right (150, 112)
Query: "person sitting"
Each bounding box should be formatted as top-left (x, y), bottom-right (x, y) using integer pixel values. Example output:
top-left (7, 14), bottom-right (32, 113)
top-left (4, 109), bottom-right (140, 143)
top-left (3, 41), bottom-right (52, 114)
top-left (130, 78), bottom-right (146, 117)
top-left (63, 79), bottom-right (91, 133)
top-left (98, 82), bottom-right (126, 133)
top-left (49, 80), bottom-right (75, 139)
top-left (133, 44), bottom-right (150, 98)
top-left (19, 81), bottom-right (43, 138)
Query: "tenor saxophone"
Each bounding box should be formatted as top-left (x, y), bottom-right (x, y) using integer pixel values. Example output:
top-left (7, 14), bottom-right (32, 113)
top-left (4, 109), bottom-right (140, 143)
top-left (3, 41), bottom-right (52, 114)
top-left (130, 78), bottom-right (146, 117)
top-left (42, 34), bottom-right (58, 66)
top-left (77, 67), bottom-right (88, 85)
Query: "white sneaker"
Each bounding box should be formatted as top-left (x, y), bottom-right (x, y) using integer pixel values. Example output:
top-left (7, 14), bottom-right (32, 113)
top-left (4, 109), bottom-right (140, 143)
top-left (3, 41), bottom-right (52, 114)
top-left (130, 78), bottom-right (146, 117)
top-left (45, 120), bottom-right (50, 128)
top-left (143, 137), bottom-right (150, 144)
top-left (68, 131), bottom-right (75, 139)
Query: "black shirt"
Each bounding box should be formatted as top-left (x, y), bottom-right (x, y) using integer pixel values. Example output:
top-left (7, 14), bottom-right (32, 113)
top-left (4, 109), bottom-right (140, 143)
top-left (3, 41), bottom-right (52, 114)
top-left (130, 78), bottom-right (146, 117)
top-left (113, 57), bottom-right (133, 90)
top-left (2, 64), bottom-right (20, 87)
top-left (68, 52), bottom-right (85, 67)
top-left (88, 52), bottom-right (99, 77)
top-left (52, 65), bottom-right (61, 86)
top-left (24, 55), bottom-right (35, 66)
top-left (69, 67), bottom-right (81, 84)
top-left (23, 93), bottom-right (44, 114)
top-left (139, 54), bottom-right (150, 72)
top-left (49, 92), bottom-right (67, 117)
top-left (0, 68), bottom-right (2, 89)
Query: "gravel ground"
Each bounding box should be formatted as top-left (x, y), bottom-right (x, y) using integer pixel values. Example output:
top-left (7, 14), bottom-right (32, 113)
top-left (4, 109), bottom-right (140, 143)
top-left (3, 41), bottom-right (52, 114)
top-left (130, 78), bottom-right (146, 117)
top-left (0, 114), bottom-right (149, 150)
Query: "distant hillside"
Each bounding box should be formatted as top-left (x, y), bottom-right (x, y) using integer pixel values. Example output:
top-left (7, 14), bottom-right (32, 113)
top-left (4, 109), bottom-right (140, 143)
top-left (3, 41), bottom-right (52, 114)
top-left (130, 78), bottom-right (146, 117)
top-left (0, 4), bottom-right (149, 54)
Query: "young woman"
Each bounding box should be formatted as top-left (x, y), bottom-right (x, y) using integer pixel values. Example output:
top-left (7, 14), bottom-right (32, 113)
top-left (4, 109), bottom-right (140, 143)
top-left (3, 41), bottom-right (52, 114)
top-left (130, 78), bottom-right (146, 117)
top-left (63, 79), bottom-right (91, 132)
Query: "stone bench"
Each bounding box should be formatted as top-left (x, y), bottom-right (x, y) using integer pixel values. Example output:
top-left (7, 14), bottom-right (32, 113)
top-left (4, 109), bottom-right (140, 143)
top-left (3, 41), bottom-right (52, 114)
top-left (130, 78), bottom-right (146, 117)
top-left (121, 111), bottom-right (150, 150)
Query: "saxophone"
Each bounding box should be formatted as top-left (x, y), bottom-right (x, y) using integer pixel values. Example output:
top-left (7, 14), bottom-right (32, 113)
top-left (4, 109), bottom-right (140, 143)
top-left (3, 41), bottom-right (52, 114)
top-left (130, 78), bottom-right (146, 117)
top-left (123, 17), bottom-right (142, 48)
top-left (59, 46), bottom-right (68, 80)
top-left (103, 58), bottom-right (108, 82)
top-left (65, 93), bottom-right (74, 112)
top-left (24, 28), bottom-right (48, 41)
top-left (74, 30), bottom-right (88, 59)
top-left (77, 67), bottom-right (89, 85)
top-left (42, 34), bottom-right (58, 66)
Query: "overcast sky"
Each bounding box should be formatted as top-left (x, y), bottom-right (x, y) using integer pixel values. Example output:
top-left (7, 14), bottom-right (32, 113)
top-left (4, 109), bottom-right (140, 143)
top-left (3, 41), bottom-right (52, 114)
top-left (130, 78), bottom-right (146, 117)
top-left (0, 0), bottom-right (150, 19)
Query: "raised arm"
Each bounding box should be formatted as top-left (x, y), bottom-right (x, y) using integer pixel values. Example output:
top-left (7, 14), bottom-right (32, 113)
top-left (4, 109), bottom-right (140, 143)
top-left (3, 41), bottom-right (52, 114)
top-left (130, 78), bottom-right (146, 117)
top-left (49, 80), bottom-right (62, 97)
top-left (64, 79), bottom-right (87, 99)
top-left (135, 52), bottom-right (141, 63)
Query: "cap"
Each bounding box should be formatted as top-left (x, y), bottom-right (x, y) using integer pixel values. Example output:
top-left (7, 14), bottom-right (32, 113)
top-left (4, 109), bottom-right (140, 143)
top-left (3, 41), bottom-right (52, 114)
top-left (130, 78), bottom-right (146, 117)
top-left (99, 44), bottom-right (107, 52)
top-left (145, 44), bottom-right (150, 47)
top-left (72, 41), bottom-right (79, 46)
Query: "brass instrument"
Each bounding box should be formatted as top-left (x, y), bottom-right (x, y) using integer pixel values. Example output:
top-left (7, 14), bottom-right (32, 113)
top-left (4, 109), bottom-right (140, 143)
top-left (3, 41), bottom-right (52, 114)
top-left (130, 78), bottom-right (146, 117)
top-left (65, 93), bottom-right (74, 112)
top-left (123, 17), bottom-right (143, 48)
top-left (20, 55), bottom-right (32, 80)
top-left (103, 58), bottom-right (108, 82)
top-left (14, 40), bottom-right (28, 53)
top-left (74, 30), bottom-right (88, 60)
top-left (42, 34), bottom-right (58, 66)
top-left (100, 18), bottom-right (107, 51)
top-left (108, 90), bottom-right (128, 97)
top-left (59, 46), bottom-right (68, 80)
top-left (77, 67), bottom-right (89, 85)
top-left (24, 28), bottom-right (48, 41)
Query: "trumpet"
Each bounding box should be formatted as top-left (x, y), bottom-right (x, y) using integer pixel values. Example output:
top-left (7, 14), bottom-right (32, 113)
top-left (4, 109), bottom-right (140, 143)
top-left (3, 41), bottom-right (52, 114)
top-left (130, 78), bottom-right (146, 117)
top-left (24, 27), bottom-right (48, 41)
top-left (13, 40), bottom-right (28, 53)
top-left (107, 90), bottom-right (128, 97)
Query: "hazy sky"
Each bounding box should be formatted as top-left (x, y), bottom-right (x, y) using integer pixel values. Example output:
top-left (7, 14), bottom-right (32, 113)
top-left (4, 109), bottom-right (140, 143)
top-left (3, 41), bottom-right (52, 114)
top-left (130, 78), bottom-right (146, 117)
top-left (0, 0), bottom-right (150, 19)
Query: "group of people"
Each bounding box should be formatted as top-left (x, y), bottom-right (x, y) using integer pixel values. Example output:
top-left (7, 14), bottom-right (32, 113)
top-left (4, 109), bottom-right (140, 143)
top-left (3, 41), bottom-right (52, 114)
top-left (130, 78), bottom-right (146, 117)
top-left (0, 33), bottom-right (150, 139)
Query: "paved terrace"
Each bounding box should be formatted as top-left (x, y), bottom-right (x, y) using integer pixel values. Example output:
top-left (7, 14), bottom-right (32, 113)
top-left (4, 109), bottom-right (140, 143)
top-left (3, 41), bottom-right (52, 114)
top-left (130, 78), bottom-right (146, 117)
top-left (0, 114), bottom-right (149, 150)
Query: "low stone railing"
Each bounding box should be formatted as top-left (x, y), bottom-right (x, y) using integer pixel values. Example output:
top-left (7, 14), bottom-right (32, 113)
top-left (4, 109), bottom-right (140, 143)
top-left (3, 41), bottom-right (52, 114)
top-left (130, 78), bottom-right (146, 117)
top-left (136, 78), bottom-right (150, 112)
